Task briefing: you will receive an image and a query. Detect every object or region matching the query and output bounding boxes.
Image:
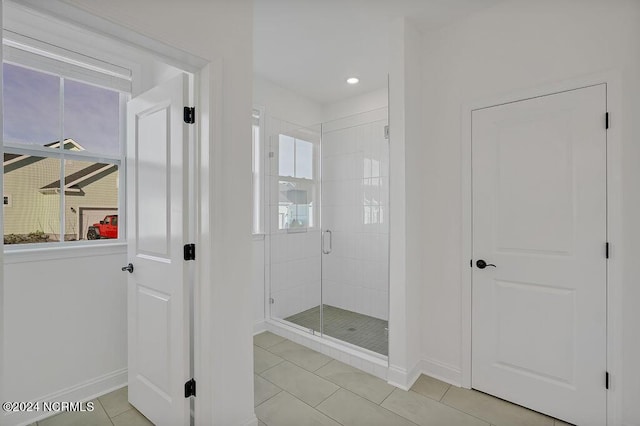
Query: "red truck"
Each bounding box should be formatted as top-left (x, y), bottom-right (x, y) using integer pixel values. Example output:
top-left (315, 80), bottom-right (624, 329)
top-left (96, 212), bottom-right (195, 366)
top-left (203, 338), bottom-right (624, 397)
top-left (87, 215), bottom-right (118, 240)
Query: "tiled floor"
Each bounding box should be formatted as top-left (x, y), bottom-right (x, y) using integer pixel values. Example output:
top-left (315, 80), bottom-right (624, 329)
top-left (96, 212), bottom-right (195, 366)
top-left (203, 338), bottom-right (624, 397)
top-left (284, 304), bottom-right (389, 355)
top-left (254, 331), bottom-right (573, 426)
top-left (26, 331), bottom-right (573, 426)
top-left (28, 387), bottom-right (152, 426)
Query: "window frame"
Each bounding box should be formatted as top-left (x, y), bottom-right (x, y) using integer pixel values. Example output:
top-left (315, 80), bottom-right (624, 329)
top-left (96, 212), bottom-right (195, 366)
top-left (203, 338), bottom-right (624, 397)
top-left (2, 38), bottom-right (130, 251)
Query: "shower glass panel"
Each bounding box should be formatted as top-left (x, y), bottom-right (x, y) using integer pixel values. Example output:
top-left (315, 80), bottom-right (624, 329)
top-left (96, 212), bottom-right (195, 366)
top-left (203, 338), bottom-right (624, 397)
top-left (269, 120), bottom-right (322, 333)
top-left (268, 108), bottom-right (390, 357)
top-left (319, 108), bottom-right (389, 356)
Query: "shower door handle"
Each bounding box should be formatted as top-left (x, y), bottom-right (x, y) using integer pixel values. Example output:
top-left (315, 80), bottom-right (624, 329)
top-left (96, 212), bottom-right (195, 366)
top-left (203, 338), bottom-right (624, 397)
top-left (322, 230), bottom-right (333, 254)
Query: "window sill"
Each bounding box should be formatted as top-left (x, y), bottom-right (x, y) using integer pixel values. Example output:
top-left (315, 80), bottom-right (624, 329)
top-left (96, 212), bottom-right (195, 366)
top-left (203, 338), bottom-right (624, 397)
top-left (3, 241), bottom-right (127, 264)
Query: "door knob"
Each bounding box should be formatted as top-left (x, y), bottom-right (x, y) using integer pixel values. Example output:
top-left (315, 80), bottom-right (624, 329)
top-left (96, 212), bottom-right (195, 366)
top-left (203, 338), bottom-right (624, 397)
top-left (121, 263), bottom-right (134, 273)
top-left (476, 259), bottom-right (496, 269)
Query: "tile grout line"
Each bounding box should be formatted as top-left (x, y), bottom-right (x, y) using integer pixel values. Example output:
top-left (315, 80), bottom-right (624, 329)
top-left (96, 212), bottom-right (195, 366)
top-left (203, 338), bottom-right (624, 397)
top-left (440, 384), bottom-right (452, 402)
top-left (267, 390), bottom-right (346, 426)
top-left (377, 387), bottom-right (396, 406)
top-left (335, 387), bottom-right (421, 426)
top-left (436, 391), bottom-right (497, 426)
top-left (311, 388), bottom-right (345, 426)
top-left (94, 398), bottom-right (115, 426)
top-left (310, 356), bottom-right (333, 373)
top-left (312, 385), bottom-right (342, 409)
top-left (253, 389), bottom-right (283, 411)
top-left (439, 384), bottom-right (452, 401)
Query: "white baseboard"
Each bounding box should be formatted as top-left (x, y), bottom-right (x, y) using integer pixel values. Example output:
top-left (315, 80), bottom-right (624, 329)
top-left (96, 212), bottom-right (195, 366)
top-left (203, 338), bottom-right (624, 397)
top-left (387, 361), bottom-right (422, 391)
top-left (419, 357), bottom-right (462, 387)
top-left (1, 368), bottom-right (127, 426)
top-left (387, 364), bottom-right (410, 390)
top-left (243, 415), bottom-right (259, 426)
top-left (253, 320), bottom-right (267, 335)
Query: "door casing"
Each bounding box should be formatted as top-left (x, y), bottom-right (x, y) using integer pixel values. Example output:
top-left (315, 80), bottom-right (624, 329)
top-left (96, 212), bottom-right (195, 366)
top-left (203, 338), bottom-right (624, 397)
top-left (461, 71), bottom-right (623, 426)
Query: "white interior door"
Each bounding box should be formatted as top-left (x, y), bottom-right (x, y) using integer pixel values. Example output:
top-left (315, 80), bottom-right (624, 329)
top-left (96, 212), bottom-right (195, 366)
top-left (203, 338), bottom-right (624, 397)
top-left (471, 85), bottom-right (607, 425)
top-left (126, 73), bottom-right (190, 426)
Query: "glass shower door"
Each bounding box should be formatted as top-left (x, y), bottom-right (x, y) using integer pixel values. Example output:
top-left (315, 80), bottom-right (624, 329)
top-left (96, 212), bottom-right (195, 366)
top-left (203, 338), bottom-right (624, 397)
top-left (320, 108), bottom-right (390, 356)
top-left (268, 120), bottom-right (322, 334)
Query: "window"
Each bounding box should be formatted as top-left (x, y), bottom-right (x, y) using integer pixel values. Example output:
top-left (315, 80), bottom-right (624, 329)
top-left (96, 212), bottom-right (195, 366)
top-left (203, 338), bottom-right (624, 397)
top-left (252, 108), bottom-right (264, 235)
top-left (278, 133), bottom-right (316, 230)
top-left (2, 45), bottom-right (128, 246)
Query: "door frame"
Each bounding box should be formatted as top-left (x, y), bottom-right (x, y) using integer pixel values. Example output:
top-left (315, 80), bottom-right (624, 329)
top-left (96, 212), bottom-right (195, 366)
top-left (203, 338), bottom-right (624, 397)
top-left (460, 71), bottom-right (623, 426)
top-left (5, 1), bottom-right (217, 424)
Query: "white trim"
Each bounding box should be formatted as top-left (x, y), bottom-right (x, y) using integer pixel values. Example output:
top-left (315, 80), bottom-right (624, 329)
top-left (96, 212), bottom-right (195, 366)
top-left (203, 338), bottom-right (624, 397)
top-left (3, 241), bottom-right (126, 263)
top-left (460, 70), bottom-right (623, 426)
top-left (4, 44), bottom-right (131, 93)
top-left (387, 364), bottom-right (410, 390)
top-left (195, 60), bottom-right (217, 426)
top-left (243, 416), bottom-right (259, 426)
top-left (4, 30), bottom-right (131, 79)
top-left (0, 368), bottom-right (127, 426)
top-left (419, 357), bottom-right (462, 388)
top-left (12, 0), bottom-right (207, 73)
top-left (253, 320), bottom-right (267, 335)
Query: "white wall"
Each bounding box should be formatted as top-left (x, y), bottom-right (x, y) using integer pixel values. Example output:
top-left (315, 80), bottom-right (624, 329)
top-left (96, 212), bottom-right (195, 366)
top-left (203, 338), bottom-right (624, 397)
top-left (3, 247), bottom-right (127, 426)
top-left (254, 76), bottom-right (324, 127)
top-left (386, 17), bottom-right (424, 389)
top-left (418, 1), bottom-right (640, 424)
top-left (323, 87), bottom-right (387, 123)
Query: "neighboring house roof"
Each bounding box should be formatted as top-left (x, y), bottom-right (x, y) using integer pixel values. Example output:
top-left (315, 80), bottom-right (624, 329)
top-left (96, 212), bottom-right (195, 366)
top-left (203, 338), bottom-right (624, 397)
top-left (3, 138), bottom-right (117, 195)
top-left (3, 139), bottom-right (85, 168)
top-left (44, 139), bottom-right (84, 151)
top-left (40, 163), bottom-right (117, 194)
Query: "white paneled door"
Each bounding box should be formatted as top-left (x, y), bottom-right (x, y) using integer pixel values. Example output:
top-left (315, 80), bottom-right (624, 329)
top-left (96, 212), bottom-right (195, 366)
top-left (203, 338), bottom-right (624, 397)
top-left (471, 85), bottom-right (607, 426)
top-left (126, 73), bottom-right (190, 426)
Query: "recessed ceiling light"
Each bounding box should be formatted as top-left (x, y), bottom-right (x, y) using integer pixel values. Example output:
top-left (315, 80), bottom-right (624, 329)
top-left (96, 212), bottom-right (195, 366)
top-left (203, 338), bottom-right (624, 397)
top-left (346, 77), bottom-right (359, 85)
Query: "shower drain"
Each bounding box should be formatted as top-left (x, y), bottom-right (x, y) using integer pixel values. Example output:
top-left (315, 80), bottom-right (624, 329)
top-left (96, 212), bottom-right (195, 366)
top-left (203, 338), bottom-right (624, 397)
top-left (347, 327), bottom-right (356, 332)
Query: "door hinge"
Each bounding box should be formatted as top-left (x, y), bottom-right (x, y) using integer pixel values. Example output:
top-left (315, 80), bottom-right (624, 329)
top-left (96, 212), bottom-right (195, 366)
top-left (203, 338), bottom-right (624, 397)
top-left (606, 372), bottom-right (610, 390)
top-left (185, 378), bottom-right (196, 398)
top-left (269, 297), bottom-right (274, 304)
top-left (184, 106), bottom-right (195, 124)
top-left (606, 242), bottom-right (610, 259)
top-left (184, 243), bottom-right (196, 261)
top-left (384, 125), bottom-right (390, 139)
top-left (605, 112), bottom-right (609, 129)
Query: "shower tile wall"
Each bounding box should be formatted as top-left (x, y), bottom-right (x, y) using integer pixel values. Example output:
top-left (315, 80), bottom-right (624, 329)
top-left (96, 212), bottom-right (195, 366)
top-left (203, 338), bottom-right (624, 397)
top-left (270, 231), bottom-right (321, 319)
top-left (267, 116), bottom-right (322, 321)
top-left (322, 112), bottom-right (389, 321)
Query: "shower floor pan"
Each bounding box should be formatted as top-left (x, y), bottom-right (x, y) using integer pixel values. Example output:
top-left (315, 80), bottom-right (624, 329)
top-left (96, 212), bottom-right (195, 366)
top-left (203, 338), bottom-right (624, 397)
top-left (284, 304), bottom-right (388, 356)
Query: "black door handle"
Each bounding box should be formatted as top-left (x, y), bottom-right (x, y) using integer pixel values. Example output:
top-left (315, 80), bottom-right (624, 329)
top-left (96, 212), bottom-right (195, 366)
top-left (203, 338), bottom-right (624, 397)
top-left (121, 263), bottom-right (134, 273)
top-left (476, 259), bottom-right (496, 269)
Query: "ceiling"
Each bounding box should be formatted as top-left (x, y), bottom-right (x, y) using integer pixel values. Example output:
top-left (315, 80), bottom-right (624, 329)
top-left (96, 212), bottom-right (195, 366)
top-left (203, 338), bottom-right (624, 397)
top-left (254, 0), bottom-right (505, 105)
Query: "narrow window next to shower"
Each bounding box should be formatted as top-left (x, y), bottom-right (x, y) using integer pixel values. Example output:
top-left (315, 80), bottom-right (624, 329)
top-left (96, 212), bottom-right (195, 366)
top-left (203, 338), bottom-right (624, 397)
top-left (278, 134), bottom-right (316, 230)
